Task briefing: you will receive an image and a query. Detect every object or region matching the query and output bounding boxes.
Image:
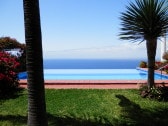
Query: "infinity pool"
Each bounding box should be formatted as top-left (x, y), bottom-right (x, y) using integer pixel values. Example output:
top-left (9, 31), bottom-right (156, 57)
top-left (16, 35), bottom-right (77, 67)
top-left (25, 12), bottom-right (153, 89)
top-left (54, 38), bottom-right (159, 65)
top-left (18, 69), bottom-right (168, 80)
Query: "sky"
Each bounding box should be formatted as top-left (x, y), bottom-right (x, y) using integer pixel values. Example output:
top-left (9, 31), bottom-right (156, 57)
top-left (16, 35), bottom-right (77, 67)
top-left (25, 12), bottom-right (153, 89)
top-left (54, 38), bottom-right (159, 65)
top-left (0, 0), bottom-right (164, 60)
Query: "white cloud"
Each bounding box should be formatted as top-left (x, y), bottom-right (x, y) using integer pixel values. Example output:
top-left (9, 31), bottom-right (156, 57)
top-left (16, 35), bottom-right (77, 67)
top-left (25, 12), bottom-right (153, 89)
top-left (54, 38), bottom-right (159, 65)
top-left (43, 42), bottom-right (162, 59)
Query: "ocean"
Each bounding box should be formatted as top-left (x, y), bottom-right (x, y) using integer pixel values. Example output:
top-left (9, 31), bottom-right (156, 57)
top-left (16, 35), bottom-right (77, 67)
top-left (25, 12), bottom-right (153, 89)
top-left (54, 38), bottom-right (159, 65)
top-left (19, 59), bottom-right (167, 80)
top-left (43, 59), bottom-right (145, 69)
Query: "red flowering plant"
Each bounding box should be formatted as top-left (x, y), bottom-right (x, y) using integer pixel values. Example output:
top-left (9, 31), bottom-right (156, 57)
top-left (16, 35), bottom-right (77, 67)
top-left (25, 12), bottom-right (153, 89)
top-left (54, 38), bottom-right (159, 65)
top-left (0, 51), bottom-right (20, 94)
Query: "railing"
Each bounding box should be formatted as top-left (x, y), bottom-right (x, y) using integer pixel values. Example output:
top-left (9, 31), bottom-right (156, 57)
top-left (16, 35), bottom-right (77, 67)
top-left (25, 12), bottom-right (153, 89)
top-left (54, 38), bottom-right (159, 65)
top-left (158, 64), bottom-right (168, 70)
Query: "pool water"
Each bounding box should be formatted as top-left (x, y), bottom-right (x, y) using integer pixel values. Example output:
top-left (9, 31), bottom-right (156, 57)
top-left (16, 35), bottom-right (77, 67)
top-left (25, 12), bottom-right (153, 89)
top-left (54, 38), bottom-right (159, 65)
top-left (18, 69), bottom-right (168, 80)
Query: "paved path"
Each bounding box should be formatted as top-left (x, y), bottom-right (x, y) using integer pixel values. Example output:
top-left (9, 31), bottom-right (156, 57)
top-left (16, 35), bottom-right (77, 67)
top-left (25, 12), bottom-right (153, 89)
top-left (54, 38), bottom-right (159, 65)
top-left (20, 83), bottom-right (140, 89)
top-left (19, 79), bottom-right (168, 89)
top-left (45, 84), bottom-right (140, 89)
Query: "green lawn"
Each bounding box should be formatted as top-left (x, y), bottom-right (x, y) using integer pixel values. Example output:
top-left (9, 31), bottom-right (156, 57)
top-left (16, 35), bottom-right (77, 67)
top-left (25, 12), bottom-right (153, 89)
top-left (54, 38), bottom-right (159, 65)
top-left (1, 89), bottom-right (168, 126)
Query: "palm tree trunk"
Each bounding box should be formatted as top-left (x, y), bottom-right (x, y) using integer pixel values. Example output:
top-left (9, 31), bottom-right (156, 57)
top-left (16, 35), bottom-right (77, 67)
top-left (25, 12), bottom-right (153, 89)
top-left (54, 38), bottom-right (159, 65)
top-left (146, 39), bottom-right (157, 89)
top-left (23, 0), bottom-right (48, 125)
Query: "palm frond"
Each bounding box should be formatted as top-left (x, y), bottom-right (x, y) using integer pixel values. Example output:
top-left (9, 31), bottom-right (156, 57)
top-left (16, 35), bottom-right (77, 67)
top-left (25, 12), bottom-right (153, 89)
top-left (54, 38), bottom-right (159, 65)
top-left (119, 0), bottom-right (168, 42)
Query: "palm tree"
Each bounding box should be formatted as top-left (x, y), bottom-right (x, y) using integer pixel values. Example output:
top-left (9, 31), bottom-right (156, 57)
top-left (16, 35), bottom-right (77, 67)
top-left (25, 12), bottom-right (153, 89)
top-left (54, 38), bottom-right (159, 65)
top-left (119, 0), bottom-right (168, 89)
top-left (23, 0), bottom-right (48, 125)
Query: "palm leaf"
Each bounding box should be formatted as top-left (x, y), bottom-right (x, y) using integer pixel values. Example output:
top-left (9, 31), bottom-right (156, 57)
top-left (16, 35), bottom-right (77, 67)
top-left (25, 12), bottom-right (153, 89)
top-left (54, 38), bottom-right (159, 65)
top-left (119, 0), bottom-right (168, 42)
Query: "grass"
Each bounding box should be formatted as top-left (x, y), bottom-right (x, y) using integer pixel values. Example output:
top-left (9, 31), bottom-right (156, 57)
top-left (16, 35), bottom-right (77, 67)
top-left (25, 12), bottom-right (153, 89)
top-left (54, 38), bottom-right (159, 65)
top-left (1, 89), bottom-right (168, 126)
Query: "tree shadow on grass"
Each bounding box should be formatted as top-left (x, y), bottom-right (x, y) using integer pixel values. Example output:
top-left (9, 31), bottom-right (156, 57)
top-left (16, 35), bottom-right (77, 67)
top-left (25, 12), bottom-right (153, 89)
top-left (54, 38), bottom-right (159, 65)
top-left (0, 114), bottom-right (27, 126)
top-left (0, 88), bottom-right (25, 107)
top-left (2, 94), bottom-right (168, 126)
top-left (116, 94), bottom-right (168, 126)
top-left (0, 113), bottom-right (114, 126)
top-left (47, 113), bottom-right (114, 126)
top-left (0, 87), bottom-right (25, 100)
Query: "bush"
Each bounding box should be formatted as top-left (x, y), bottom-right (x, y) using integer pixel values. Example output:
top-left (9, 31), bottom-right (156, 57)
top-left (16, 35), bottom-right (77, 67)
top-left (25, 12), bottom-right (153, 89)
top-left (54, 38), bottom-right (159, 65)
top-left (0, 51), bottom-right (20, 94)
top-left (155, 61), bottom-right (162, 69)
top-left (139, 61), bottom-right (147, 68)
top-left (139, 61), bottom-right (166, 70)
top-left (140, 84), bottom-right (168, 101)
top-left (0, 37), bottom-right (26, 72)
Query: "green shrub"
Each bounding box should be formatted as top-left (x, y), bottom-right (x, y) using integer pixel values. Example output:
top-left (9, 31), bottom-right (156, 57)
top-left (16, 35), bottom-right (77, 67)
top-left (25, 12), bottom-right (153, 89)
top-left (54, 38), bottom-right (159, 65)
top-left (0, 51), bottom-right (20, 95)
top-left (139, 61), bottom-right (147, 68)
top-left (155, 61), bottom-right (162, 69)
top-left (140, 84), bottom-right (168, 101)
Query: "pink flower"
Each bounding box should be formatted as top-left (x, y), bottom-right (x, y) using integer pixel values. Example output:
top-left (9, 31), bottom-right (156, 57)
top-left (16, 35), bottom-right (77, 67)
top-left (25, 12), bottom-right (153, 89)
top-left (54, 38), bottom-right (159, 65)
top-left (0, 73), bottom-right (5, 80)
top-left (0, 51), bottom-right (20, 85)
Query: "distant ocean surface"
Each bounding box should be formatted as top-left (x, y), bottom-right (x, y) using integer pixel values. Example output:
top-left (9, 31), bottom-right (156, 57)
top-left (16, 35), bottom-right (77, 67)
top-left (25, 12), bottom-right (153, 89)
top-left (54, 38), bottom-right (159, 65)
top-left (43, 59), bottom-right (145, 69)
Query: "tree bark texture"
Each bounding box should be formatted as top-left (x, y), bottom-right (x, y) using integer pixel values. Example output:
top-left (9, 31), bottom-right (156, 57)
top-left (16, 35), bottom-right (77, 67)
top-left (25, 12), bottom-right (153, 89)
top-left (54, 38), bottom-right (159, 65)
top-left (146, 39), bottom-right (157, 89)
top-left (23, 0), bottom-right (48, 125)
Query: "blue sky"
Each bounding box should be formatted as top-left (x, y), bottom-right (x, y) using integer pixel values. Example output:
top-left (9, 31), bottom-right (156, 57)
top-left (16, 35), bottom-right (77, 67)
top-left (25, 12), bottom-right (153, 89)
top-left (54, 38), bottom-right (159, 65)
top-left (0, 0), bottom-right (162, 59)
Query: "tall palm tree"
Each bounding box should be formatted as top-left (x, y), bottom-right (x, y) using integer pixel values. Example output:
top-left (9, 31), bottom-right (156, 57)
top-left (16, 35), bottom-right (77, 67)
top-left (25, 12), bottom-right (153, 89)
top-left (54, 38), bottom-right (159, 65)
top-left (119, 0), bottom-right (168, 89)
top-left (23, 0), bottom-right (48, 125)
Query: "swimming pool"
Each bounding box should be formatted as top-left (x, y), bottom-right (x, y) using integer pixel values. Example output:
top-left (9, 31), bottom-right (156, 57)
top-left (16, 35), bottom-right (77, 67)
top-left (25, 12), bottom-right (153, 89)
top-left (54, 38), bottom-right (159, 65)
top-left (18, 68), bottom-right (168, 80)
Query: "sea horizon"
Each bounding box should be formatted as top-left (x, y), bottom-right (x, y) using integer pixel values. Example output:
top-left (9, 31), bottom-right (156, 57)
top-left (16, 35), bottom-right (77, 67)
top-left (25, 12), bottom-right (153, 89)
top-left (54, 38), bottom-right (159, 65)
top-left (43, 58), bottom-right (147, 69)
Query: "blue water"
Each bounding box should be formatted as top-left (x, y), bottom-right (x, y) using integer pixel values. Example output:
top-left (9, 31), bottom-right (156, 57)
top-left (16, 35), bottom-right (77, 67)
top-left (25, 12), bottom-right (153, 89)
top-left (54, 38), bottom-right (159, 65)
top-left (44, 69), bottom-right (144, 80)
top-left (43, 59), bottom-right (142, 69)
top-left (19, 59), bottom-right (168, 80)
top-left (18, 69), bottom-right (168, 80)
